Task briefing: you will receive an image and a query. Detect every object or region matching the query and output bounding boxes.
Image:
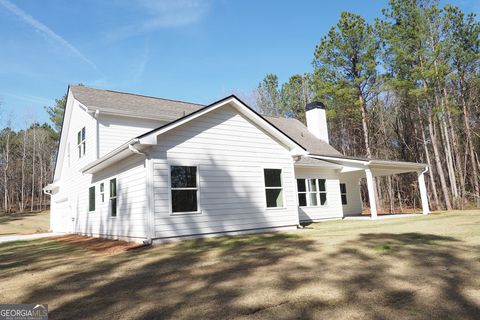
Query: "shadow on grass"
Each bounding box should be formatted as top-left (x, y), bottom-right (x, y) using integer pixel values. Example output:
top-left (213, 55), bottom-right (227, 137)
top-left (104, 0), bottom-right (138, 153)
top-left (1, 231), bottom-right (479, 319)
top-left (0, 212), bottom-right (46, 224)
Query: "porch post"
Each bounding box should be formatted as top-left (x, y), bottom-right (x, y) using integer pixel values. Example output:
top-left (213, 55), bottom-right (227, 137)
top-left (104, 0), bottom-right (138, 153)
top-left (418, 169), bottom-right (430, 215)
top-left (365, 169), bottom-right (377, 219)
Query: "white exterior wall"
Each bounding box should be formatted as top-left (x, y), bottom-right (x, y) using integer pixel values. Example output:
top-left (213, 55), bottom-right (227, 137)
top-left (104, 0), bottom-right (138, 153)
top-left (50, 95), bottom-right (150, 240)
top-left (339, 171), bottom-right (363, 216)
top-left (151, 106), bottom-right (299, 239)
top-left (295, 167), bottom-right (343, 221)
top-left (50, 94), bottom-right (97, 233)
top-left (97, 114), bottom-right (166, 157)
top-left (87, 155), bottom-right (148, 239)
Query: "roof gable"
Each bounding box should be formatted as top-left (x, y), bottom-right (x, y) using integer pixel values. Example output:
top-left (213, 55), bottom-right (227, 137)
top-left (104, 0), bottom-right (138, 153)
top-left (137, 95), bottom-right (307, 155)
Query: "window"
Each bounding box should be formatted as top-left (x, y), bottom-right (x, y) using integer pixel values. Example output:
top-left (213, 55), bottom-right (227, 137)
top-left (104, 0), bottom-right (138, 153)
top-left (170, 166), bottom-right (198, 213)
top-left (297, 179), bottom-right (327, 207)
top-left (297, 179), bottom-right (307, 206)
top-left (100, 183), bottom-right (105, 203)
top-left (109, 178), bottom-right (117, 217)
top-left (88, 186), bottom-right (95, 212)
top-left (77, 127), bottom-right (86, 158)
top-left (264, 169), bottom-right (283, 208)
top-left (340, 183), bottom-right (347, 205)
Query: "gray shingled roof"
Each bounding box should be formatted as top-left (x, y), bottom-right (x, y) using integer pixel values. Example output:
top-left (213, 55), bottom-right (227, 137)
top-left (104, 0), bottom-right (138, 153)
top-left (265, 116), bottom-right (342, 156)
top-left (70, 85), bottom-right (342, 156)
top-left (70, 85), bottom-right (204, 121)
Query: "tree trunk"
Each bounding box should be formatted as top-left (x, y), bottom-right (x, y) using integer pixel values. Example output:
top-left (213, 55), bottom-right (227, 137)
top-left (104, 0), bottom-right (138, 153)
top-left (460, 88), bottom-right (480, 207)
top-left (427, 104), bottom-right (452, 210)
top-left (3, 131), bottom-right (10, 213)
top-left (20, 131), bottom-right (26, 212)
top-left (438, 110), bottom-right (458, 203)
top-left (443, 87), bottom-right (466, 207)
top-left (417, 103), bottom-right (440, 210)
top-left (30, 126), bottom-right (36, 212)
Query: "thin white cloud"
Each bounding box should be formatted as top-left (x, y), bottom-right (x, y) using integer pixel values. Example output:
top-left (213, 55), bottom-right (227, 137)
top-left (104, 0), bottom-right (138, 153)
top-left (0, 0), bottom-right (98, 70)
top-left (108, 0), bottom-right (210, 40)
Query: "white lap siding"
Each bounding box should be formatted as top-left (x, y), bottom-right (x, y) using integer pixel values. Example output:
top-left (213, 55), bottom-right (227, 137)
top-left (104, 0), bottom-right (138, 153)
top-left (98, 114), bottom-right (166, 157)
top-left (339, 171), bottom-right (363, 216)
top-left (86, 155), bottom-right (148, 239)
top-left (295, 167), bottom-right (344, 221)
top-left (151, 106), bottom-right (299, 239)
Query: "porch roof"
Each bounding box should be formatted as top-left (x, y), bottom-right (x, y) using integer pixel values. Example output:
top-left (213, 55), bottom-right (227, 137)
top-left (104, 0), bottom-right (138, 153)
top-left (307, 154), bottom-right (427, 176)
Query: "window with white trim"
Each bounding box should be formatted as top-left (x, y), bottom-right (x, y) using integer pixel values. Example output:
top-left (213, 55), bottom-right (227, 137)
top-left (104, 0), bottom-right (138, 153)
top-left (88, 186), bottom-right (95, 212)
top-left (264, 169), bottom-right (283, 208)
top-left (100, 182), bottom-right (105, 203)
top-left (297, 178), bottom-right (327, 206)
top-left (340, 183), bottom-right (347, 205)
top-left (109, 178), bottom-right (117, 217)
top-left (77, 127), bottom-right (86, 158)
top-left (170, 166), bottom-right (198, 213)
top-left (297, 179), bottom-right (307, 206)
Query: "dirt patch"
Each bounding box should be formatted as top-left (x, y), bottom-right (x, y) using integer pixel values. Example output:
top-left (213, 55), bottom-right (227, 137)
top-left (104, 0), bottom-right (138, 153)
top-left (51, 234), bottom-right (145, 255)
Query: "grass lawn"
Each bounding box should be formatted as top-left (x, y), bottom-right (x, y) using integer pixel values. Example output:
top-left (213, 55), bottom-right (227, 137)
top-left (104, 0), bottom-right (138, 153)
top-left (0, 211), bottom-right (50, 235)
top-left (0, 211), bottom-right (479, 319)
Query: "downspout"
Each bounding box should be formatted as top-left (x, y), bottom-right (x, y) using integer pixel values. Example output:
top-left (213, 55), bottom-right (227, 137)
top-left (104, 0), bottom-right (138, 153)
top-left (128, 142), bottom-right (154, 246)
top-left (421, 165), bottom-right (429, 176)
top-left (87, 109), bottom-right (101, 159)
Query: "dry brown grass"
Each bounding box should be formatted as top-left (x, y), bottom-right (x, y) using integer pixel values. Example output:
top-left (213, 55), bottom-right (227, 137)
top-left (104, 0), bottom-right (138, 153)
top-left (50, 235), bottom-right (146, 255)
top-left (0, 210), bottom-right (479, 319)
top-left (0, 211), bottom-right (50, 235)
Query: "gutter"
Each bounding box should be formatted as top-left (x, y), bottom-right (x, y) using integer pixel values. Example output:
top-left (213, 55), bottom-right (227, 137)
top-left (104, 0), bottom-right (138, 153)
top-left (420, 166), bottom-right (429, 175)
top-left (129, 143), bottom-right (147, 156)
top-left (81, 138), bottom-right (140, 174)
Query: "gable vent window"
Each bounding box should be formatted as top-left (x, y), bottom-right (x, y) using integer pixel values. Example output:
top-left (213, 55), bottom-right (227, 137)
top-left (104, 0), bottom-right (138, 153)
top-left (264, 169), bottom-right (284, 208)
top-left (77, 127), bottom-right (86, 158)
top-left (170, 166), bottom-right (199, 213)
top-left (297, 179), bottom-right (327, 207)
top-left (340, 183), bottom-right (348, 205)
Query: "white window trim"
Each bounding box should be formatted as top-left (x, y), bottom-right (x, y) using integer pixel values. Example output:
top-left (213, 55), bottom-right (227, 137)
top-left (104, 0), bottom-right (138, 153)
top-left (168, 164), bottom-right (201, 215)
top-left (77, 127), bottom-right (86, 159)
top-left (263, 167), bottom-right (286, 210)
top-left (99, 182), bottom-right (106, 205)
top-left (88, 185), bottom-right (96, 213)
top-left (108, 177), bottom-right (118, 218)
top-left (297, 178), bottom-right (328, 208)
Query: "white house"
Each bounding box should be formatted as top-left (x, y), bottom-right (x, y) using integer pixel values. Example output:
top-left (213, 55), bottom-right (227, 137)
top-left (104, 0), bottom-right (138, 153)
top-left (44, 85), bottom-right (430, 243)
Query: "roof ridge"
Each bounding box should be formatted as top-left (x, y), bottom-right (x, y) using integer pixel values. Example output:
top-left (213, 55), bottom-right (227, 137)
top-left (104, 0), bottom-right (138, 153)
top-left (70, 84), bottom-right (205, 107)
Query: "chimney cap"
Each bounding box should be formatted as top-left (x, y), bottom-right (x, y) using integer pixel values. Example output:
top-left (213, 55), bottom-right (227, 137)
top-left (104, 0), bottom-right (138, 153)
top-left (306, 101), bottom-right (327, 111)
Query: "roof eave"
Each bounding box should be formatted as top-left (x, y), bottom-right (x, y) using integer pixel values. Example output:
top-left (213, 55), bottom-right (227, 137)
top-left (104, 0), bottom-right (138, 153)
top-left (81, 139), bottom-right (141, 174)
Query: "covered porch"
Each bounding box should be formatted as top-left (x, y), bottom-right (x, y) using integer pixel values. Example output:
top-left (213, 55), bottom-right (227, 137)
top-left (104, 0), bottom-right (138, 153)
top-left (308, 155), bottom-right (430, 219)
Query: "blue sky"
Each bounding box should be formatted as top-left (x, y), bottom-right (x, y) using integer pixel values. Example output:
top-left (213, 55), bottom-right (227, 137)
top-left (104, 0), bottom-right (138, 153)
top-left (0, 0), bottom-right (479, 129)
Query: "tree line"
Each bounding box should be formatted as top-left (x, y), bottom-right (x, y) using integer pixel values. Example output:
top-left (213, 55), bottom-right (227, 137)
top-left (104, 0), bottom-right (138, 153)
top-left (255, 0), bottom-right (480, 211)
top-left (0, 96), bottom-right (65, 214)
